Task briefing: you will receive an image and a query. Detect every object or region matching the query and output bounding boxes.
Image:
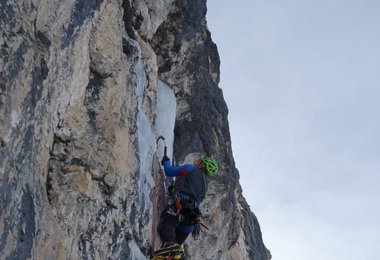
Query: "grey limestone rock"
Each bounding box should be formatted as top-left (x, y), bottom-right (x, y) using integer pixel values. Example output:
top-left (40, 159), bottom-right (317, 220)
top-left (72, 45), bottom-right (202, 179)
top-left (0, 0), bottom-right (270, 259)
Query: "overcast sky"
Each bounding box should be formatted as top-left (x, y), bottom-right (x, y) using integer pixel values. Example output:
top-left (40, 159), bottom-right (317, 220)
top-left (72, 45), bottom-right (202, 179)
top-left (206, 1), bottom-right (380, 259)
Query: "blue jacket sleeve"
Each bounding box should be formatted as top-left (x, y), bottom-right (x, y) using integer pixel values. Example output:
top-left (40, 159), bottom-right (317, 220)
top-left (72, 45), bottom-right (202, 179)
top-left (163, 160), bottom-right (194, 177)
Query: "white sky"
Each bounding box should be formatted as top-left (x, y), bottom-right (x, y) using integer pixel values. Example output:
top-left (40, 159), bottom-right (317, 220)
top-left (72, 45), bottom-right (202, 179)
top-left (206, 1), bottom-right (380, 259)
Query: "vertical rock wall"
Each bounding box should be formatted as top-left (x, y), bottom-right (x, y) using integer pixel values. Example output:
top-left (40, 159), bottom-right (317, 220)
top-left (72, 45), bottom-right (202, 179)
top-left (0, 0), bottom-right (270, 259)
top-left (1, 0), bottom-right (151, 258)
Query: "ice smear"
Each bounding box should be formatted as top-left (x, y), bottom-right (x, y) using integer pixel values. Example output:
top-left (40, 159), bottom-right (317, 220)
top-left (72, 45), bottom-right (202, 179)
top-left (128, 240), bottom-right (147, 260)
top-left (155, 80), bottom-right (176, 160)
top-left (131, 38), bottom-right (155, 211)
top-left (130, 40), bottom-right (176, 259)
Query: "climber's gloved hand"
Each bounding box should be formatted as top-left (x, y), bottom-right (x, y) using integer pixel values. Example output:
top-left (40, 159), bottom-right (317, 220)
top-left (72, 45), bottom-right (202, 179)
top-left (194, 208), bottom-right (203, 223)
top-left (161, 155), bottom-right (170, 166)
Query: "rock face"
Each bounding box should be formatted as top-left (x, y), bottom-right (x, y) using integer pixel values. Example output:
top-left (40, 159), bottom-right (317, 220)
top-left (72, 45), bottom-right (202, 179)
top-left (0, 0), bottom-right (271, 259)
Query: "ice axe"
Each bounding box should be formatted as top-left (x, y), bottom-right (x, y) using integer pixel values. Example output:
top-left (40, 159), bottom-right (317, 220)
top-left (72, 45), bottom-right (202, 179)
top-left (156, 135), bottom-right (167, 158)
top-left (156, 135), bottom-right (169, 190)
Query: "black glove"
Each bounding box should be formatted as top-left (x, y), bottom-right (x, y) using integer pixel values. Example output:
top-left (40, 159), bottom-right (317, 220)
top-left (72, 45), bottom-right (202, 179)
top-left (185, 208), bottom-right (202, 225)
top-left (161, 155), bottom-right (170, 166)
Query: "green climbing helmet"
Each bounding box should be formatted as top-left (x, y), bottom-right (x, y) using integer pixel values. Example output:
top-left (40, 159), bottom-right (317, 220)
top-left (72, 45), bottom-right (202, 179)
top-left (200, 156), bottom-right (218, 176)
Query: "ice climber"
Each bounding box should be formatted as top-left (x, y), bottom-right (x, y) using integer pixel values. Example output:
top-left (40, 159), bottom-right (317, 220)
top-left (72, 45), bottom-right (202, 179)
top-left (152, 155), bottom-right (218, 260)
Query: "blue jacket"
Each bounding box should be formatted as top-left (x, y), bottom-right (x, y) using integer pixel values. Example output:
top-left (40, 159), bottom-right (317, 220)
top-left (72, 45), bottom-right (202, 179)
top-left (163, 160), bottom-right (208, 206)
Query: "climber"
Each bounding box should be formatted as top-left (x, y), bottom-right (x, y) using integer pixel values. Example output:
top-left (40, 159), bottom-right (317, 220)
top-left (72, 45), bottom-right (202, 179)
top-left (152, 155), bottom-right (218, 259)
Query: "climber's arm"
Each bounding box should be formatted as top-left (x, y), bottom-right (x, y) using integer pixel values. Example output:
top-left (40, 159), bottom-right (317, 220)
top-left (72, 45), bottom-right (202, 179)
top-left (163, 160), bottom-right (194, 177)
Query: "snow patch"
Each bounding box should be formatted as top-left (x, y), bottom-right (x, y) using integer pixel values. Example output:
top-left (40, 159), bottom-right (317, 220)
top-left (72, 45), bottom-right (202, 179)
top-left (11, 110), bottom-right (20, 128)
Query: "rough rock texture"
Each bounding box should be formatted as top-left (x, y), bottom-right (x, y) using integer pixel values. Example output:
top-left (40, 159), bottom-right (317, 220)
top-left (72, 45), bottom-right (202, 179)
top-left (0, 0), bottom-right (271, 259)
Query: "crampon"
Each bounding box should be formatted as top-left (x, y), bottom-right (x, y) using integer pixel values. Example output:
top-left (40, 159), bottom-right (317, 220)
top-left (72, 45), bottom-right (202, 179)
top-left (152, 243), bottom-right (185, 260)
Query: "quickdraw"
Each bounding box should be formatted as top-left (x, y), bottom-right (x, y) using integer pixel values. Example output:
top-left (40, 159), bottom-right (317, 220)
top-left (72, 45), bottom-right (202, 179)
top-left (192, 216), bottom-right (209, 240)
top-left (175, 196), bottom-right (182, 213)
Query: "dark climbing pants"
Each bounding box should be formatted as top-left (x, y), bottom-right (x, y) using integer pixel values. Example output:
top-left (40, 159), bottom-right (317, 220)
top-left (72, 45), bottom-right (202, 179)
top-left (158, 211), bottom-right (191, 245)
